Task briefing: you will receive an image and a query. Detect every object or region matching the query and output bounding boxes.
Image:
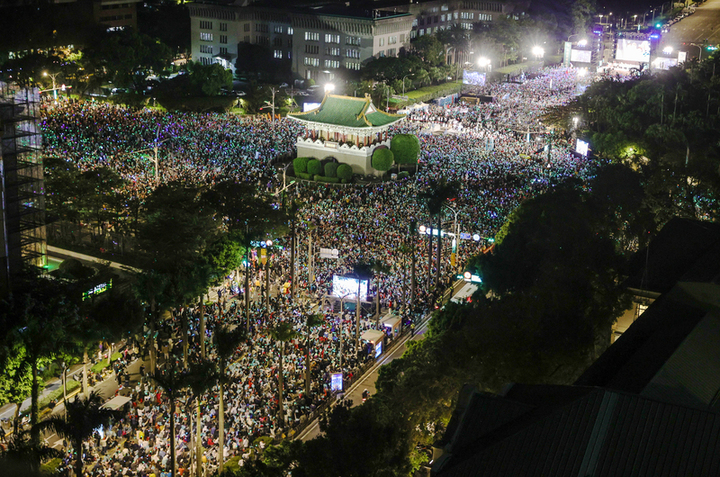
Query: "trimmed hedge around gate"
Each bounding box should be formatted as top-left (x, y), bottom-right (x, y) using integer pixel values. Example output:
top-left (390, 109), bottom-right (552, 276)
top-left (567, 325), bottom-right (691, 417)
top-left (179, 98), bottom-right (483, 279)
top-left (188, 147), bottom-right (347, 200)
top-left (307, 159), bottom-right (322, 176)
top-left (293, 157), bottom-right (311, 174)
top-left (314, 175), bottom-right (341, 183)
top-left (372, 148), bottom-right (394, 172)
top-left (337, 164), bottom-right (353, 181)
top-left (324, 162), bottom-right (339, 178)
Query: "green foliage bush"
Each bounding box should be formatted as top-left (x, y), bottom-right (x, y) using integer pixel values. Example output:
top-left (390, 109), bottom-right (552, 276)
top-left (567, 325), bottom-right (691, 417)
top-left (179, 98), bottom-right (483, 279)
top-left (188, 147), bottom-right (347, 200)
top-left (38, 380), bottom-right (81, 410)
top-left (336, 164), bottom-right (353, 181)
top-left (297, 172), bottom-right (312, 180)
top-left (314, 175), bottom-right (340, 183)
top-left (90, 352), bottom-right (123, 374)
top-left (391, 134), bottom-right (421, 165)
top-left (372, 148), bottom-right (394, 172)
top-left (398, 171), bottom-right (410, 179)
top-left (293, 157), bottom-right (310, 174)
top-left (324, 162), bottom-right (339, 178)
top-left (307, 159), bottom-right (322, 176)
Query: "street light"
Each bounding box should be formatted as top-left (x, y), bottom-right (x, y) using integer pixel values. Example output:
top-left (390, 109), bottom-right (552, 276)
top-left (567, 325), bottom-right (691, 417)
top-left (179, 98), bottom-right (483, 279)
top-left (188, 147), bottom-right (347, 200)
top-left (663, 46), bottom-right (674, 55)
top-left (572, 116), bottom-right (579, 129)
top-left (401, 74), bottom-right (414, 96)
top-left (324, 83), bottom-right (335, 93)
top-left (688, 43), bottom-right (704, 61)
top-left (532, 46), bottom-right (545, 61)
top-left (43, 71), bottom-right (60, 100)
top-left (577, 39), bottom-right (588, 47)
top-left (477, 57), bottom-right (491, 70)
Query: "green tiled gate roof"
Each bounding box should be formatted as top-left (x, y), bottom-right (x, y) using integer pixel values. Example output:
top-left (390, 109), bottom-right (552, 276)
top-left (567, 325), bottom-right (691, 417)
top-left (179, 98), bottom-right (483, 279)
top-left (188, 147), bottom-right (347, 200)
top-left (288, 94), bottom-right (404, 128)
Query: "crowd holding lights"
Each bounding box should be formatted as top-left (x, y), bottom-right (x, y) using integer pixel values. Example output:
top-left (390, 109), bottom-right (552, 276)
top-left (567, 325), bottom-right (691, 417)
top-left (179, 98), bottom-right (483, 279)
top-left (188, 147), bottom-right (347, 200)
top-left (40, 66), bottom-right (600, 476)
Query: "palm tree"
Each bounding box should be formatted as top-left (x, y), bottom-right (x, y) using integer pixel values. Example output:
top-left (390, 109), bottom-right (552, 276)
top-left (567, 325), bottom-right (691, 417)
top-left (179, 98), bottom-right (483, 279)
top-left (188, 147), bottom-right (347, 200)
top-left (370, 261), bottom-right (391, 318)
top-left (268, 322), bottom-right (298, 427)
top-left (0, 429), bottom-right (61, 476)
top-left (213, 326), bottom-right (246, 475)
top-left (304, 313), bottom-right (325, 397)
top-left (184, 361), bottom-right (217, 477)
top-left (420, 179), bottom-right (459, 287)
top-left (35, 391), bottom-right (121, 477)
top-left (151, 365), bottom-right (195, 477)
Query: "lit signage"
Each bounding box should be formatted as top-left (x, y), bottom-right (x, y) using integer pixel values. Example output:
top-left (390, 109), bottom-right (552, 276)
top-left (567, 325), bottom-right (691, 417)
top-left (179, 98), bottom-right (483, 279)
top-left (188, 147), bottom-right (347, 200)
top-left (82, 280), bottom-right (113, 301)
top-left (331, 372), bottom-right (343, 391)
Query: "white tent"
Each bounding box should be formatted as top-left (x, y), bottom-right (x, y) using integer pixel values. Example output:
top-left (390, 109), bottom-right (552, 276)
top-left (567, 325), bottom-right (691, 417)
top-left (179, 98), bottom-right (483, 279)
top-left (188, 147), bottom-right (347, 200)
top-left (380, 314), bottom-right (401, 336)
top-left (102, 395), bottom-right (131, 410)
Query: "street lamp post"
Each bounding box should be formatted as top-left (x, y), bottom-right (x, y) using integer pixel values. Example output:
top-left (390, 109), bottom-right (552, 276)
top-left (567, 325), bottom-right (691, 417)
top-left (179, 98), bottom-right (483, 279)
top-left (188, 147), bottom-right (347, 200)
top-left (688, 43), bottom-right (704, 61)
top-left (43, 71), bottom-right (60, 100)
top-left (402, 74), bottom-right (413, 96)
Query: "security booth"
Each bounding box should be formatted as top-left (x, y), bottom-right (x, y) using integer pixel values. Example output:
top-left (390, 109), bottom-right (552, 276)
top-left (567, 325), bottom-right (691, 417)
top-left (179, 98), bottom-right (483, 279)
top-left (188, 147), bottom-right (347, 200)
top-left (360, 329), bottom-right (385, 359)
top-left (380, 313), bottom-right (402, 338)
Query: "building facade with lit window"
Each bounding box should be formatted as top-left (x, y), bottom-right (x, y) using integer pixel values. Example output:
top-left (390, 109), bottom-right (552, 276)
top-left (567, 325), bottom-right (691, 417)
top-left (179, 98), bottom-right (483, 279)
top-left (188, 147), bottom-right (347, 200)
top-left (189, 2), bottom-right (413, 78)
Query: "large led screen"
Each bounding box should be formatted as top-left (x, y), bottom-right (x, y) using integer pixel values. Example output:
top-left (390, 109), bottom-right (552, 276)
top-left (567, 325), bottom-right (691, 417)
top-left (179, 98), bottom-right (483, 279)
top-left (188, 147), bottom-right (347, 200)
top-left (616, 39), bottom-right (651, 62)
top-left (332, 275), bottom-right (369, 300)
top-left (570, 49), bottom-right (592, 63)
top-left (463, 70), bottom-right (486, 86)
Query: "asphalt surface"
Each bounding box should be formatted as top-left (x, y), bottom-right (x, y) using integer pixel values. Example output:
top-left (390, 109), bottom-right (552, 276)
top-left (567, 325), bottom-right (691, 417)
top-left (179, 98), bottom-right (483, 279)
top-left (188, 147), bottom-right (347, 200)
top-left (295, 317), bottom-right (429, 442)
top-left (661, 0), bottom-right (720, 56)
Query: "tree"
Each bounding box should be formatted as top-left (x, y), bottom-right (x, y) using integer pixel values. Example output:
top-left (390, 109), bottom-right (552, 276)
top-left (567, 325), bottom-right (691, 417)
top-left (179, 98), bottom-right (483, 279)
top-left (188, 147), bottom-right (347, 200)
top-left (411, 35), bottom-right (445, 66)
top-left (36, 391), bottom-right (121, 477)
top-left (268, 322), bottom-right (298, 427)
top-left (188, 61), bottom-right (233, 96)
top-left (213, 326), bottom-right (246, 475)
top-left (336, 164), bottom-right (353, 181)
top-left (81, 29), bottom-right (173, 90)
top-left (419, 179), bottom-right (459, 286)
top-left (0, 429), bottom-right (62, 476)
top-left (1, 275), bottom-right (79, 442)
top-left (304, 313), bottom-right (324, 397)
top-left (151, 366), bottom-right (193, 477)
top-left (371, 148), bottom-right (394, 173)
top-left (390, 134), bottom-right (420, 168)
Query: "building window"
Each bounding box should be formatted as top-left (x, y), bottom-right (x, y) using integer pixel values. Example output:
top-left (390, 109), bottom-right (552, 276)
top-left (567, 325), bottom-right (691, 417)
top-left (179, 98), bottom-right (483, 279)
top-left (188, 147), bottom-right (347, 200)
top-left (256, 36), bottom-right (269, 45)
top-left (461, 12), bottom-right (474, 19)
top-left (274, 25), bottom-right (284, 34)
top-left (441, 14), bottom-right (446, 22)
top-left (345, 36), bottom-right (361, 46)
top-left (324, 59), bottom-right (340, 68)
top-left (244, 35), bottom-right (250, 42)
top-left (200, 44), bottom-right (213, 54)
top-left (346, 48), bottom-right (360, 58)
top-left (410, 30), bottom-right (417, 39)
top-left (304, 57), bottom-right (320, 66)
top-left (419, 29), bottom-right (425, 36)
top-left (441, 4), bottom-right (449, 10)
top-left (378, 50), bottom-right (385, 57)
top-left (326, 47), bottom-right (341, 56)
top-left (273, 37), bottom-right (282, 47)
top-left (325, 34), bottom-right (340, 44)
top-left (387, 48), bottom-right (396, 56)
top-left (347, 62), bottom-right (361, 70)
top-left (255, 24), bottom-right (268, 33)
top-left (288, 27), bottom-right (293, 34)
top-left (220, 47), bottom-right (228, 55)
top-left (200, 32), bottom-right (214, 41)
top-left (244, 24), bottom-right (250, 32)
top-left (304, 44), bottom-right (319, 54)
top-left (200, 20), bottom-right (213, 30)
top-left (379, 38), bottom-right (385, 46)
top-left (479, 13), bottom-right (492, 21)
top-left (220, 22), bottom-right (228, 32)
top-left (412, 19), bottom-right (418, 27)
top-left (220, 35), bottom-right (228, 44)
top-left (388, 36), bottom-right (397, 44)
top-left (274, 50), bottom-right (283, 59)
top-left (305, 31), bottom-right (320, 41)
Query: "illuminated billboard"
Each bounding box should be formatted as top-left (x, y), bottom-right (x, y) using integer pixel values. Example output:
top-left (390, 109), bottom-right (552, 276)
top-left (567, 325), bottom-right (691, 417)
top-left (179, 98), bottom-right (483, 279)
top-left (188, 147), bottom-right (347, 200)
top-left (576, 139), bottom-right (589, 156)
top-left (332, 275), bottom-right (369, 300)
top-left (570, 49), bottom-right (592, 63)
top-left (652, 57), bottom-right (678, 70)
top-left (616, 39), bottom-right (651, 62)
top-left (463, 70), bottom-right (486, 86)
top-left (303, 102), bottom-right (322, 112)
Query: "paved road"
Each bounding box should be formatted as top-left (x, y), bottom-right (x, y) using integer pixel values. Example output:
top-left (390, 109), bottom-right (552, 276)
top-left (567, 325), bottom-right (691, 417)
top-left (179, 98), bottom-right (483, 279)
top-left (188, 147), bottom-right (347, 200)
top-left (296, 317), bottom-right (429, 442)
top-left (661, 0), bottom-right (720, 56)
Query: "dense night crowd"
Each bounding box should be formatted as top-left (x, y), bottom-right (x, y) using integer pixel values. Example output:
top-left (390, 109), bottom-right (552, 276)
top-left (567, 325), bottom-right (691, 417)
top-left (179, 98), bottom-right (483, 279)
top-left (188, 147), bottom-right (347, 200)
top-left (40, 66), bottom-right (600, 476)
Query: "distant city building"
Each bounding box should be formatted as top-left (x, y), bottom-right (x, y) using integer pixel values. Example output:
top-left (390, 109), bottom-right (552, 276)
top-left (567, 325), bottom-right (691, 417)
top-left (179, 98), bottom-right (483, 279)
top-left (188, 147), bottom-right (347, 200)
top-left (0, 82), bottom-right (47, 295)
top-left (188, 0), bottom-right (517, 79)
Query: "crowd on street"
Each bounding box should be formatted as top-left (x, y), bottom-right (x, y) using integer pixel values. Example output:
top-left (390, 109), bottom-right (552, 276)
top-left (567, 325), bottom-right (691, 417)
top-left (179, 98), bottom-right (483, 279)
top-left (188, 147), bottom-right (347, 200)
top-left (40, 66), bottom-right (601, 476)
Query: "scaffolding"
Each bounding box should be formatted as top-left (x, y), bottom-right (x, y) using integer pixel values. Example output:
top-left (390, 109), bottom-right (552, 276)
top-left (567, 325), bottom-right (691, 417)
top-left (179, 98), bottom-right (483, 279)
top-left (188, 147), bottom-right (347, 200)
top-left (0, 81), bottom-right (47, 293)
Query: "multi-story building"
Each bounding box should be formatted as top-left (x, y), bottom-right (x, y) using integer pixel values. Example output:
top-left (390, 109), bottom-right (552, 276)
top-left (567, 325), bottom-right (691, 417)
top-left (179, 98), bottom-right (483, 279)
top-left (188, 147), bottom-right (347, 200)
top-left (92, 0), bottom-right (143, 31)
top-left (0, 82), bottom-right (47, 295)
top-left (189, 2), bottom-right (414, 81)
top-left (401, 0), bottom-right (514, 39)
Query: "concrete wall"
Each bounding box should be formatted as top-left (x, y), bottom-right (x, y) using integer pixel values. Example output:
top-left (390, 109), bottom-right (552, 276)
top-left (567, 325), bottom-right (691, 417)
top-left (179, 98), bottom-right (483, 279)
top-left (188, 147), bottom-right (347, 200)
top-left (296, 137), bottom-right (391, 174)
